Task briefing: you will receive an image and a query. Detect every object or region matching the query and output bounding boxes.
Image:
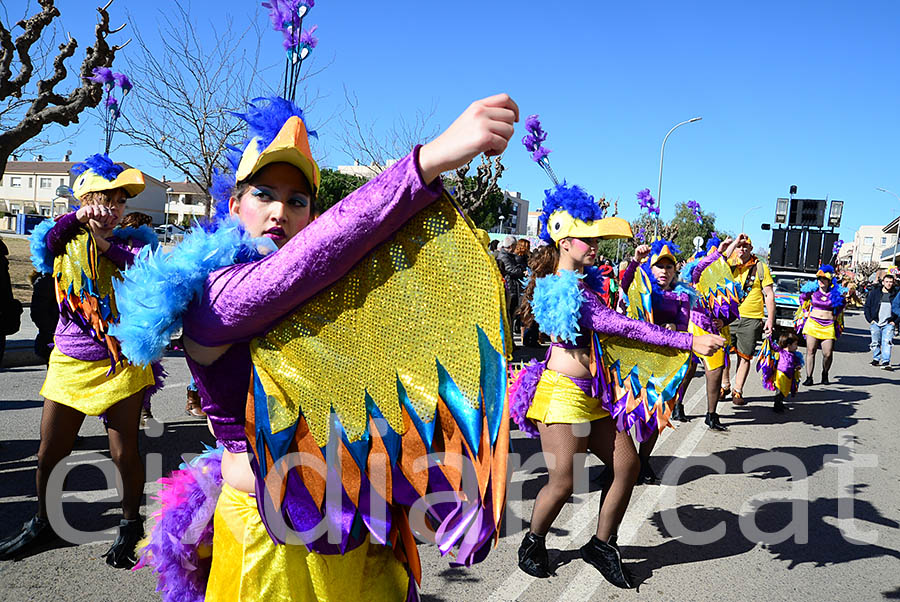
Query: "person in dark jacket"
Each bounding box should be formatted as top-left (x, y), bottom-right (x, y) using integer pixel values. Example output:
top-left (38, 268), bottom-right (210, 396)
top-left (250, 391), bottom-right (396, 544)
top-left (30, 270), bottom-right (59, 363)
top-left (496, 235), bottom-right (524, 334)
top-left (864, 273), bottom-right (897, 369)
top-left (0, 238), bottom-right (23, 366)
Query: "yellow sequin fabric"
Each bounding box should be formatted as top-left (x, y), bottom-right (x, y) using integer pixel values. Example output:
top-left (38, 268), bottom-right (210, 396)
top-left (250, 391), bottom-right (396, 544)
top-left (250, 193), bottom-right (508, 446)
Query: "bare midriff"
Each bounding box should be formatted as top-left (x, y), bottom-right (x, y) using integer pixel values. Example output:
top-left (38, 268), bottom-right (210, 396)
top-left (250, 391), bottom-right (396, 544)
top-left (810, 308), bottom-right (834, 321)
top-left (546, 345), bottom-right (593, 379)
top-left (221, 449), bottom-right (256, 493)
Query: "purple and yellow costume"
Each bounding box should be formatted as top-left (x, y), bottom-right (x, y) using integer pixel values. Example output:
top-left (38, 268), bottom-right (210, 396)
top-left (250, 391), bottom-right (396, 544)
top-left (756, 338), bottom-right (804, 397)
top-left (29, 206), bottom-right (159, 415)
top-left (795, 279), bottom-right (846, 341)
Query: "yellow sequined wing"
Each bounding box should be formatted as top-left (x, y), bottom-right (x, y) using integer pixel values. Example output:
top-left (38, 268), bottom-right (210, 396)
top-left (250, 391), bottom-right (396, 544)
top-left (626, 266), bottom-right (654, 322)
top-left (250, 193), bottom-right (508, 447)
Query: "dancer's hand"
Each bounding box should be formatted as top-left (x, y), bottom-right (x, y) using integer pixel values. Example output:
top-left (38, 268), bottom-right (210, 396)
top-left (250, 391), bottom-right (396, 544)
top-left (633, 244), bottom-right (651, 263)
top-left (419, 93), bottom-right (519, 185)
top-left (692, 333), bottom-right (725, 356)
top-left (76, 204), bottom-right (117, 229)
top-left (717, 237), bottom-right (733, 253)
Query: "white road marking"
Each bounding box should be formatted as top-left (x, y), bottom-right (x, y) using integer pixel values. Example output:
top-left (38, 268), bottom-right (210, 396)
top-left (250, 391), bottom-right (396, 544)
top-left (487, 385), bottom-right (708, 602)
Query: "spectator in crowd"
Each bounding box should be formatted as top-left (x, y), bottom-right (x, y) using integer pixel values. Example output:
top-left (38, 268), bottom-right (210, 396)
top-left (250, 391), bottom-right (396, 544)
top-left (496, 236), bottom-right (525, 332)
top-left (721, 235), bottom-right (775, 404)
top-left (513, 239), bottom-right (531, 339)
top-left (864, 273), bottom-right (897, 369)
top-left (30, 270), bottom-right (58, 363)
top-left (0, 238), bottom-right (23, 366)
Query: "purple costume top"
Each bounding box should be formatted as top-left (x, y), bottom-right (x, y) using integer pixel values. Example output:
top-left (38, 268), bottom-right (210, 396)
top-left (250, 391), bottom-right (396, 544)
top-left (800, 289), bottom-right (843, 313)
top-left (43, 212), bottom-right (144, 362)
top-left (183, 147), bottom-right (443, 453)
top-left (577, 287), bottom-right (693, 351)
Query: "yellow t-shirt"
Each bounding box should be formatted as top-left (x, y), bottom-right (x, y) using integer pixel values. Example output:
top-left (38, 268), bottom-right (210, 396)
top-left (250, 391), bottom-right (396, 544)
top-left (731, 259), bottom-right (774, 319)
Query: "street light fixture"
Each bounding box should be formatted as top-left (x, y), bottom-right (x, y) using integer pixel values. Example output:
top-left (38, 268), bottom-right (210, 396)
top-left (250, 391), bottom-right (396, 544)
top-left (876, 187), bottom-right (900, 267)
top-left (657, 116), bottom-right (702, 223)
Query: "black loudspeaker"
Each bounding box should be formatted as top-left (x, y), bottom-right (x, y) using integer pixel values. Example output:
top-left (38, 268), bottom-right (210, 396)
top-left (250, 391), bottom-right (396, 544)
top-left (770, 228), bottom-right (786, 266)
top-left (822, 232), bottom-right (839, 264)
top-left (804, 230), bottom-right (823, 271)
top-left (785, 230), bottom-right (802, 268)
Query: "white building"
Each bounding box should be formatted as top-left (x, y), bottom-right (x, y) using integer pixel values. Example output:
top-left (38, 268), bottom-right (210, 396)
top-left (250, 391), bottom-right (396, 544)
top-left (881, 217), bottom-right (900, 267)
top-left (337, 159), bottom-right (397, 179)
top-left (502, 190), bottom-right (529, 235)
top-left (164, 180), bottom-right (210, 224)
top-left (849, 224), bottom-right (898, 267)
top-left (0, 159), bottom-right (167, 224)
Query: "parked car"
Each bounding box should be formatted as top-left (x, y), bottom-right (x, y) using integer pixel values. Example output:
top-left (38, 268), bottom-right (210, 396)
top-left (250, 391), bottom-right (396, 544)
top-left (770, 270), bottom-right (818, 338)
top-left (155, 224), bottom-right (185, 243)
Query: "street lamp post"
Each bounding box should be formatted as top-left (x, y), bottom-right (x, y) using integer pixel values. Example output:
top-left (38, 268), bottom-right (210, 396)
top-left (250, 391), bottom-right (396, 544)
top-left (740, 205), bottom-right (762, 234)
top-left (657, 117), bottom-right (702, 223)
top-left (876, 187), bottom-right (900, 268)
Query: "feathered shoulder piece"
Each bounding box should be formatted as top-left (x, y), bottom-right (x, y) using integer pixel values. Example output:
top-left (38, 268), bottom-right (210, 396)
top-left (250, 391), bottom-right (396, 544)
top-left (531, 269), bottom-right (585, 344)
top-left (112, 225), bottom-right (159, 251)
top-left (800, 280), bottom-right (819, 294)
top-left (680, 258), bottom-right (700, 283)
top-left (110, 219), bottom-right (276, 365)
top-left (29, 218), bottom-right (57, 273)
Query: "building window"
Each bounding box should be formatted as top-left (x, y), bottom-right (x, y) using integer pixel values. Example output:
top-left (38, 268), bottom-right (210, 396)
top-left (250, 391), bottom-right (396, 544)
top-left (864, 237), bottom-right (873, 245)
top-left (59, 178), bottom-right (66, 185)
top-left (10, 176), bottom-right (21, 187)
top-left (881, 237), bottom-right (888, 245)
top-left (10, 204), bottom-right (21, 214)
top-left (40, 206), bottom-right (51, 216)
top-left (28, 177), bottom-right (33, 187)
top-left (40, 177), bottom-right (53, 188)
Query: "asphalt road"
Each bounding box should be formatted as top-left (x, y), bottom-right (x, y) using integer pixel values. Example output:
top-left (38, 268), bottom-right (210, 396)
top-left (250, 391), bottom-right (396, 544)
top-left (1, 312), bottom-right (898, 601)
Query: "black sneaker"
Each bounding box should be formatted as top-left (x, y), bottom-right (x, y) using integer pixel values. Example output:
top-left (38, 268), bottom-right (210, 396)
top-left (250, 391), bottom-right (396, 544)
top-left (883, 364), bottom-right (893, 372)
top-left (580, 535), bottom-right (634, 589)
top-left (102, 517), bottom-right (144, 569)
top-left (517, 532), bottom-right (551, 578)
top-left (773, 394), bottom-right (785, 413)
top-left (802, 376), bottom-right (814, 387)
top-left (871, 360), bottom-right (880, 366)
top-left (0, 515), bottom-right (59, 560)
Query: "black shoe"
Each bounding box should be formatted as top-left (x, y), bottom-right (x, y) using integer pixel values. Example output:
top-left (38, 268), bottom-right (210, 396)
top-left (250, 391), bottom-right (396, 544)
top-left (802, 376), bottom-right (814, 387)
top-left (0, 515), bottom-right (58, 560)
top-left (102, 518), bottom-right (144, 569)
top-left (580, 535), bottom-right (634, 589)
top-left (671, 403), bottom-right (687, 423)
top-left (517, 532), bottom-right (551, 578)
top-left (883, 365), bottom-right (893, 372)
top-left (821, 372), bottom-right (829, 385)
top-left (871, 360), bottom-right (880, 366)
top-left (773, 394), bottom-right (785, 413)
top-left (704, 412), bottom-right (728, 431)
top-left (637, 459), bottom-right (661, 486)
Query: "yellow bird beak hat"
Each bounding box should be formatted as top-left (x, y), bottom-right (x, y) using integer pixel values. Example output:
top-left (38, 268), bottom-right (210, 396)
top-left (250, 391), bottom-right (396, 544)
top-left (210, 97), bottom-right (320, 220)
top-left (70, 154), bottom-right (145, 201)
top-left (523, 114), bottom-right (632, 244)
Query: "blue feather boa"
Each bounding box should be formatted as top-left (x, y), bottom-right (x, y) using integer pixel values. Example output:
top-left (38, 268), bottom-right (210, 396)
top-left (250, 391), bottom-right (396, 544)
top-left (29, 218), bottom-right (56, 273)
top-left (113, 225), bottom-right (159, 251)
top-left (531, 269), bottom-right (584, 344)
top-left (110, 218), bottom-right (276, 365)
top-left (800, 280), bottom-right (848, 310)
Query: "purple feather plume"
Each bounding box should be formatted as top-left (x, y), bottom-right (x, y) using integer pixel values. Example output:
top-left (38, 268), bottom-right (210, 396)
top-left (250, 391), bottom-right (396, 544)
top-left (637, 188), bottom-right (660, 216)
top-left (87, 66), bottom-right (114, 85)
top-left (508, 360), bottom-right (545, 438)
top-left (113, 72), bottom-right (133, 94)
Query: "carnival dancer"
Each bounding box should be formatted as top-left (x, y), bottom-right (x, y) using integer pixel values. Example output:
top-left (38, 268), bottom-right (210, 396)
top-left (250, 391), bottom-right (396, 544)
top-left (721, 236), bottom-right (775, 404)
top-left (113, 85), bottom-right (518, 599)
top-left (0, 153), bottom-right (160, 567)
top-left (509, 116), bottom-right (723, 587)
top-left (756, 331), bottom-right (804, 413)
top-left (621, 233), bottom-right (742, 484)
top-left (796, 265), bottom-right (847, 385)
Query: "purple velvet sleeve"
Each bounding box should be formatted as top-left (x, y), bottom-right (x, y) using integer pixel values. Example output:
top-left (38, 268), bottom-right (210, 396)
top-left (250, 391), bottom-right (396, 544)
top-left (45, 212), bottom-right (83, 256)
top-left (692, 250), bottom-right (721, 284)
top-left (579, 291), bottom-right (693, 351)
top-left (183, 146), bottom-right (443, 347)
top-left (103, 240), bottom-right (140, 270)
top-left (800, 291), bottom-right (813, 304)
top-left (187, 345), bottom-right (252, 453)
top-left (620, 259), bottom-right (639, 293)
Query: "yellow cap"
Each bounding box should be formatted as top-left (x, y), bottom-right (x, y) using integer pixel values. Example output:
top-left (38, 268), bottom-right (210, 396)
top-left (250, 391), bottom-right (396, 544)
top-left (547, 211), bottom-right (633, 242)
top-left (651, 243), bottom-right (678, 265)
top-left (72, 168), bottom-right (145, 201)
top-left (235, 115), bottom-right (320, 194)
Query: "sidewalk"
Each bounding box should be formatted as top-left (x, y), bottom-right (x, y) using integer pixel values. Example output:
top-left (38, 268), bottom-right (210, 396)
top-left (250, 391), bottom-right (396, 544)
top-left (1, 309), bottom-right (42, 368)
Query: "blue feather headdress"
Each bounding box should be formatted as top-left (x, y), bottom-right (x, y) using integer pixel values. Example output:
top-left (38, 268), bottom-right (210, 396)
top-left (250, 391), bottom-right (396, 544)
top-left (537, 182), bottom-right (605, 244)
top-left (640, 239), bottom-right (685, 296)
top-left (207, 96), bottom-right (319, 226)
top-left (71, 153), bottom-right (124, 181)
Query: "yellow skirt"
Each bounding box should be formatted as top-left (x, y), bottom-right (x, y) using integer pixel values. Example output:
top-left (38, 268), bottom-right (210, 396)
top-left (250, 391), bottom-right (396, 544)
top-left (774, 371), bottom-right (794, 397)
top-left (205, 483), bottom-right (409, 602)
top-left (525, 369), bottom-right (608, 425)
top-left (802, 319), bottom-right (836, 341)
top-left (39, 348), bottom-right (154, 416)
top-left (688, 322), bottom-right (729, 371)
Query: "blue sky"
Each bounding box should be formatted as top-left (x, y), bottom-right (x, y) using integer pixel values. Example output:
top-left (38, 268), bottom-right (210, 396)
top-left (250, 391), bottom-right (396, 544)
top-left (12, 0), bottom-right (900, 247)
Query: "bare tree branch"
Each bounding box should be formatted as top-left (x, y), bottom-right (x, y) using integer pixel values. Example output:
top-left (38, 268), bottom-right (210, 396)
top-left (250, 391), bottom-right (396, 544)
top-left (0, 0), bottom-right (125, 175)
